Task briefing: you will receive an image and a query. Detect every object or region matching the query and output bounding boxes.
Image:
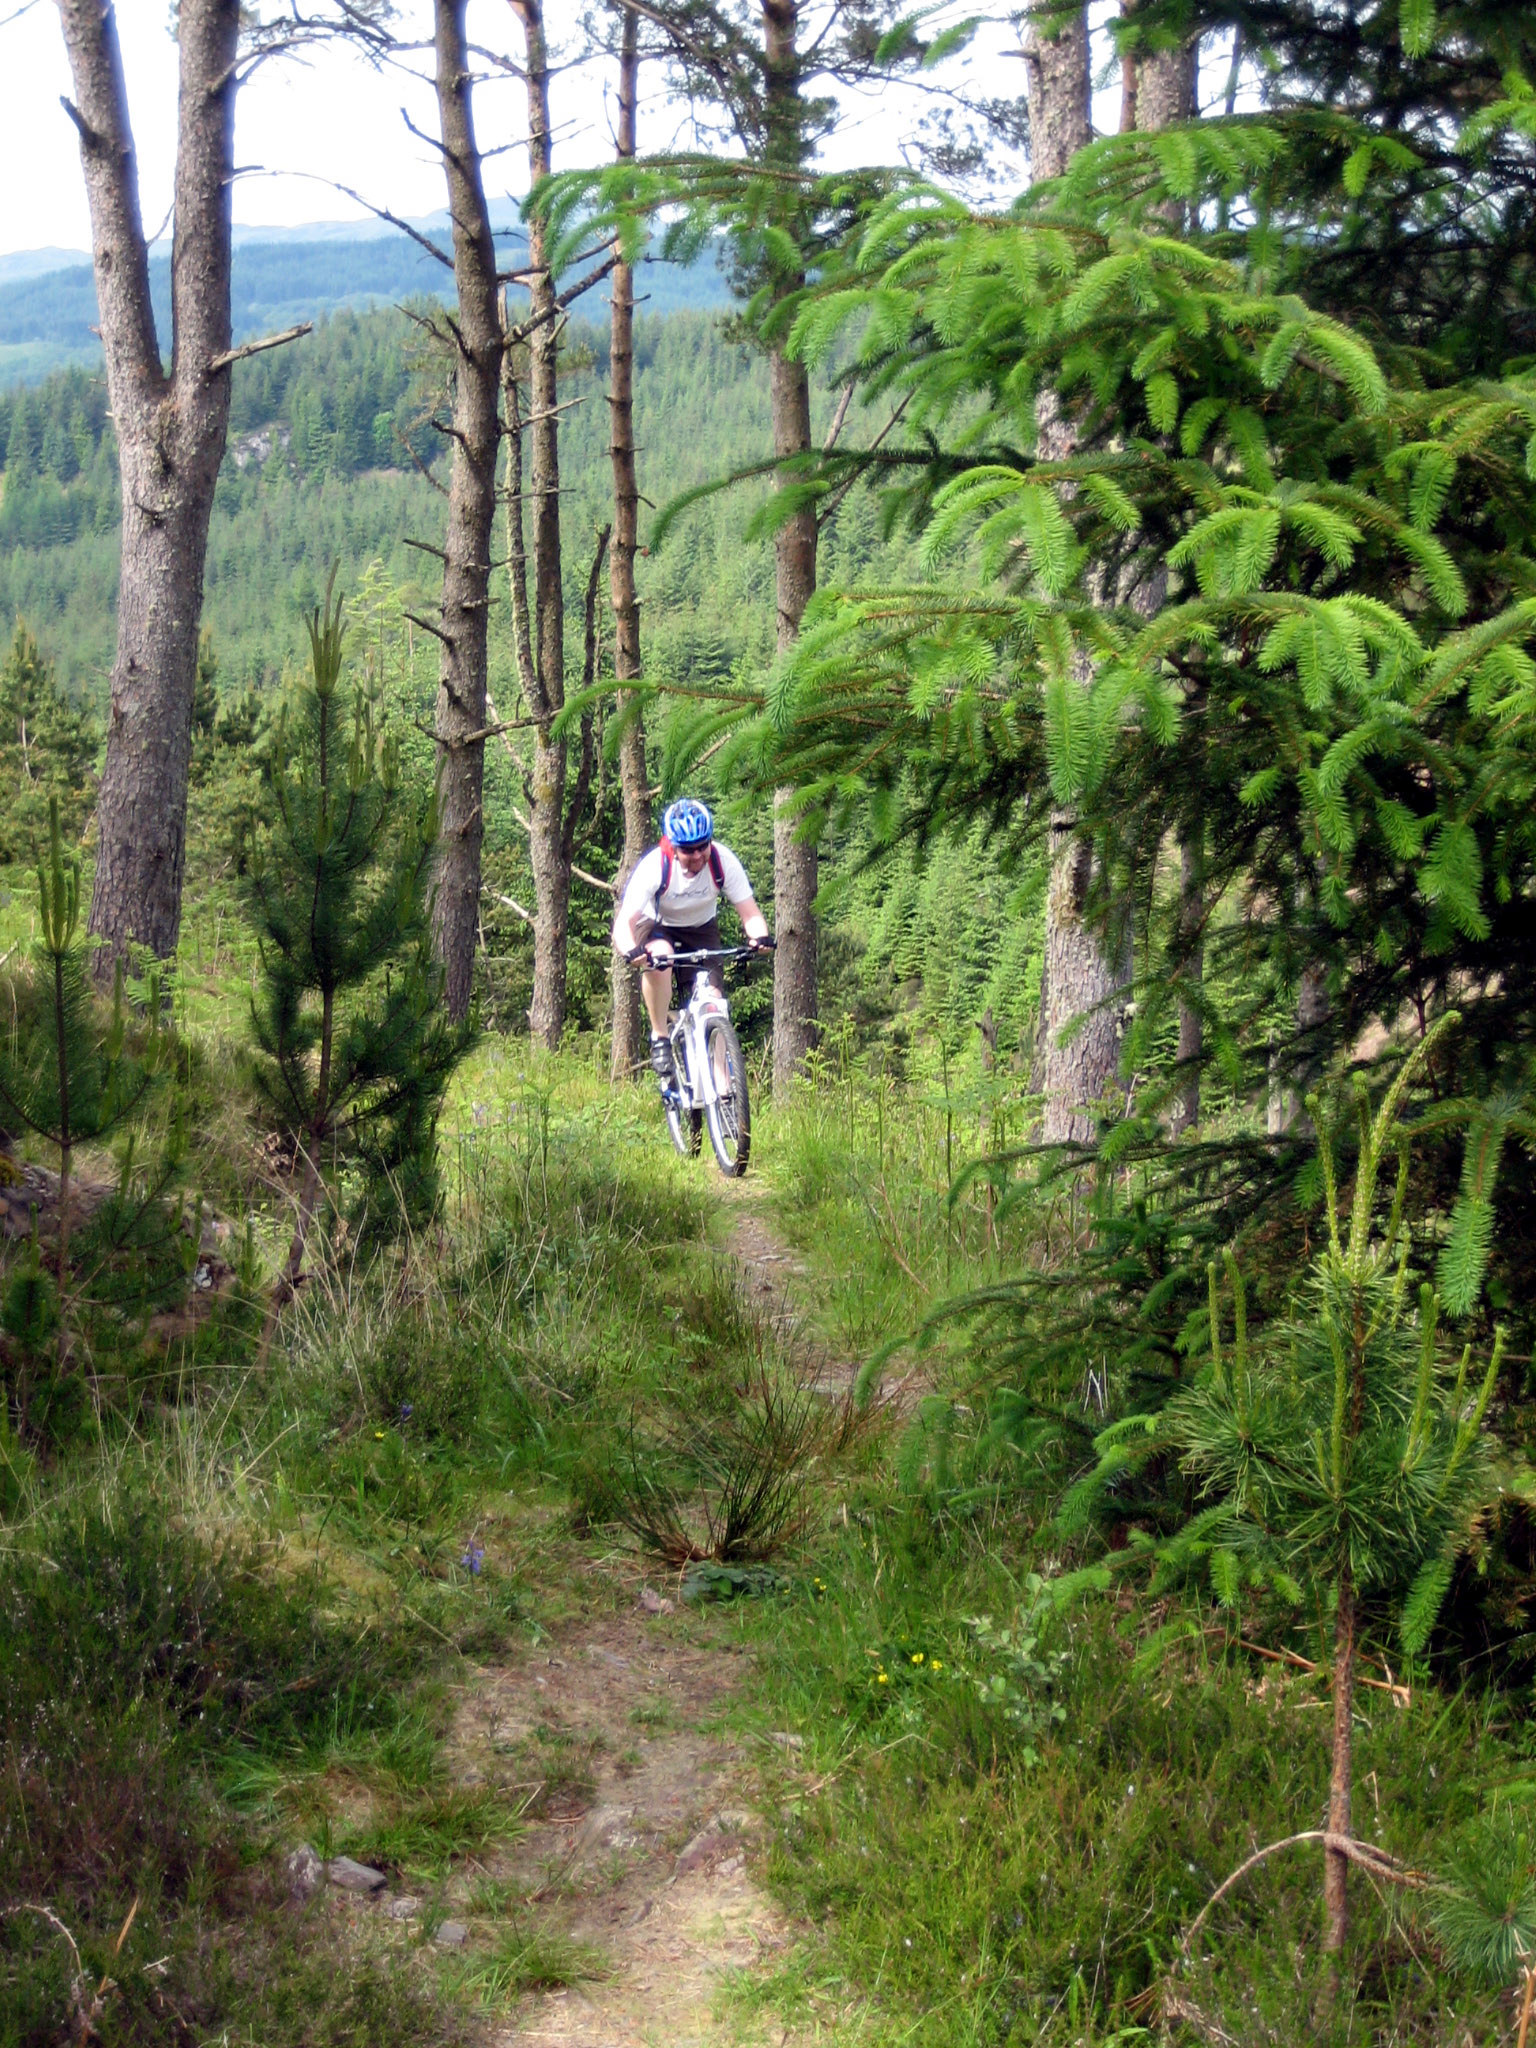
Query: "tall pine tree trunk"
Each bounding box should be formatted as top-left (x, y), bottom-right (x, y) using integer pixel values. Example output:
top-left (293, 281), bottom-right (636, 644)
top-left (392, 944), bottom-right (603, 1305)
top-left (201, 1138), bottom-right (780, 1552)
top-left (608, 4), bottom-right (650, 1079)
top-left (764, 0), bottom-right (819, 1100)
top-left (1170, 832), bottom-right (1204, 1134)
top-left (1131, 29), bottom-right (1196, 130)
top-left (1025, 3), bottom-right (1129, 1146)
top-left (770, 346), bottom-right (819, 1099)
top-left (1020, 1), bottom-right (1090, 181)
top-left (1030, 8), bottom-right (1197, 1143)
top-left (1119, 0), bottom-right (1197, 134)
top-left (59, 0), bottom-right (240, 974)
top-left (431, 0), bottom-right (503, 1022)
top-left (512, 0), bottom-right (573, 1050)
top-left (1134, 23), bottom-right (1202, 1132)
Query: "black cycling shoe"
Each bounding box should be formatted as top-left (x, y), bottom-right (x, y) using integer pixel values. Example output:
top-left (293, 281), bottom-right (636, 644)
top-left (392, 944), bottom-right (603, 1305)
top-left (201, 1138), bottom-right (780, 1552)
top-left (649, 1035), bottom-right (678, 1091)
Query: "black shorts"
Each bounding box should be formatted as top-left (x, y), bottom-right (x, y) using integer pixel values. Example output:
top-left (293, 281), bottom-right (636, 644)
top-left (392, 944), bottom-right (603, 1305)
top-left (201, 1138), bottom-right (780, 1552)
top-left (633, 914), bottom-right (722, 1001)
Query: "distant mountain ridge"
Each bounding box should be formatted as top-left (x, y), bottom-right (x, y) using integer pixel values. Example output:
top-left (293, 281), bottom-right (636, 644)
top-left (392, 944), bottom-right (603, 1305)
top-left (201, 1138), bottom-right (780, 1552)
top-left (0, 249), bottom-right (90, 286)
top-left (0, 216), bottom-right (731, 388)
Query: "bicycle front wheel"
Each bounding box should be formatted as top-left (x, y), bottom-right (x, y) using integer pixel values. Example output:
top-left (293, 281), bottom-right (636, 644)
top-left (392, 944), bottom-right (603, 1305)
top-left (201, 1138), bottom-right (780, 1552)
top-left (702, 1016), bottom-right (750, 1175)
top-left (666, 1096), bottom-right (702, 1157)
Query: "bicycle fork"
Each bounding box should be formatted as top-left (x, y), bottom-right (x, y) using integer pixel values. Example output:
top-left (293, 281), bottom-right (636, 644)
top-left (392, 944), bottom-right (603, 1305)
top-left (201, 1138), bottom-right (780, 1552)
top-left (671, 994), bottom-right (728, 1111)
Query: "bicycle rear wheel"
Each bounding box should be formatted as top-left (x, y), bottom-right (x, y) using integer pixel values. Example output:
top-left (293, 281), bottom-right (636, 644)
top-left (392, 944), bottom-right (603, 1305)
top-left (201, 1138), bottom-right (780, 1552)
top-left (703, 1016), bottom-right (750, 1175)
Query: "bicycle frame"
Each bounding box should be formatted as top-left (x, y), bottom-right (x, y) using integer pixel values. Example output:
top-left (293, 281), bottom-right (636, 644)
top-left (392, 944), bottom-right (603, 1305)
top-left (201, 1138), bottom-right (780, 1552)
top-left (629, 942), bottom-right (763, 1175)
top-left (664, 948), bottom-right (755, 1111)
top-left (671, 979), bottom-right (729, 1111)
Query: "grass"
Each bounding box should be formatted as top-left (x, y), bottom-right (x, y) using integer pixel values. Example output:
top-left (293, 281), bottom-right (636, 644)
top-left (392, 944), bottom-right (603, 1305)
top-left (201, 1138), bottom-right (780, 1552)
top-left (341, 1786), bottom-right (526, 1879)
top-left (689, 1066), bottom-right (1531, 2045)
top-left (0, 1035), bottom-right (736, 2046)
top-left (448, 1919), bottom-right (609, 2007)
top-left (737, 1544), bottom-right (1515, 2043)
top-left (2, 1017), bottom-right (1530, 2047)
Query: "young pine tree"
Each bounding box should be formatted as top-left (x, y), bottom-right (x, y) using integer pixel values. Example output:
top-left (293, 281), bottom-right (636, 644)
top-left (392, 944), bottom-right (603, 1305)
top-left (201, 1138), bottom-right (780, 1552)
top-left (244, 572), bottom-right (469, 1339)
top-left (0, 624), bottom-right (97, 866)
top-left (1062, 1022), bottom-right (1502, 1960)
top-left (0, 798), bottom-right (163, 1370)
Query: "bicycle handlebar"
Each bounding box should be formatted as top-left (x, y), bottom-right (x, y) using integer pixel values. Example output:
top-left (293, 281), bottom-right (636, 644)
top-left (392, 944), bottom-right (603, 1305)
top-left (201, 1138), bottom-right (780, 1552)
top-left (627, 941), bottom-right (773, 970)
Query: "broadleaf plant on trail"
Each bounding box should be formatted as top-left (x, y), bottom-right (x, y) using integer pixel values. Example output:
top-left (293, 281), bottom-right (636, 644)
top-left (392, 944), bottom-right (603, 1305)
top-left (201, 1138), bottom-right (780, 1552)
top-left (243, 569), bottom-right (470, 1352)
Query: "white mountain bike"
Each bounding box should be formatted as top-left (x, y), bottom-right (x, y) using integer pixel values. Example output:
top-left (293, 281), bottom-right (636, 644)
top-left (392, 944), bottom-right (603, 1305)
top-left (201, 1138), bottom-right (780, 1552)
top-left (644, 943), bottom-right (766, 1177)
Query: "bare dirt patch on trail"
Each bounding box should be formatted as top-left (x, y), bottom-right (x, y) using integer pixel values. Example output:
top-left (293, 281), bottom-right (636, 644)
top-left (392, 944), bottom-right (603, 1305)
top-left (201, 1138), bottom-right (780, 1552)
top-left (452, 1598), bottom-right (805, 2047)
top-left (433, 1182), bottom-right (837, 2046)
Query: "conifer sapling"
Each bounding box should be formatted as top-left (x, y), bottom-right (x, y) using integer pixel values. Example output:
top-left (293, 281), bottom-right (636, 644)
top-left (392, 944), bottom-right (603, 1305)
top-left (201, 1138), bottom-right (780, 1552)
top-left (1061, 1019), bottom-right (1504, 1959)
top-left (0, 797), bottom-right (163, 1377)
top-left (243, 569), bottom-right (468, 1345)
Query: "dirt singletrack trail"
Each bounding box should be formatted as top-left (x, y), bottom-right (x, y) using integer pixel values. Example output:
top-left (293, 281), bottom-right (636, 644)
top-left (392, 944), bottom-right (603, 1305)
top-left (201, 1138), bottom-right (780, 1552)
top-left (457, 1182), bottom-right (831, 2048)
top-left (716, 1177), bottom-right (858, 1399)
top-left (458, 1606), bottom-right (802, 2048)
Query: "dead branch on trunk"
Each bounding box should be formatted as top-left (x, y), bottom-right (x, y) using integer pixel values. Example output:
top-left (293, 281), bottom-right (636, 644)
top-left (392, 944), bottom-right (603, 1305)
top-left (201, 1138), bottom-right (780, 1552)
top-left (209, 321), bottom-right (312, 371)
top-left (1182, 1830), bottom-right (1432, 1953)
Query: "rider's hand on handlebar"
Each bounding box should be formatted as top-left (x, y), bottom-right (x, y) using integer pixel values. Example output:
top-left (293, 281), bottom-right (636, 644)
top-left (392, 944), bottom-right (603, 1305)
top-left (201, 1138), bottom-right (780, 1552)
top-left (748, 932), bottom-right (775, 952)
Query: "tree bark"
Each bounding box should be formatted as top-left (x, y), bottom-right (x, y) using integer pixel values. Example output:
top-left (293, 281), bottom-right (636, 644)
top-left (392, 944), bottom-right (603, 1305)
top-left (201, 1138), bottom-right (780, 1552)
top-left (59, 0), bottom-right (240, 975)
top-left (430, 0), bottom-right (504, 1022)
top-left (509, 0), bottom-right (574, 1051)
top-left (1324, 1559), bottom-right (1356, 1954)
top-left (608, 4), bottom-right (650, 1080)
top-left (1269, 957), bottom-right (1330, 1134)
top-left (771, 347), bottom-right (819, 1099)
top-left (1170, 832), bottom-right (1204, 1134)
top-left (1024, 4), bottom-right (1127, 1145)
top-left (1021, 1), bottom-right (1089, 182)
top-left (1031, 7), bottom-right (1197, 1144)
top-left (1132, 30), bottom-right (1197, 133)
top-left (764, 0), bottom-right (819, 1101)
top-left (1131, 24), bottom-right (1202, 1133)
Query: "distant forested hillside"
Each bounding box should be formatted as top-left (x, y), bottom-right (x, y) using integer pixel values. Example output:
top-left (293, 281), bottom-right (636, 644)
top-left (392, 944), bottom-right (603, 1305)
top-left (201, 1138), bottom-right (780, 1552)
top-left (0, 303), bottom-right (866, 694)
top-left (0, 231), bottom-right (731, 386)
top-left (0, 298), bottom-right (1035, 1046)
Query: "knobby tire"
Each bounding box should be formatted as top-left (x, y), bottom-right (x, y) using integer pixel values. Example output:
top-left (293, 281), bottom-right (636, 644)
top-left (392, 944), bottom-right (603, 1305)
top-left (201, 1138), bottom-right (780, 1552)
top-left (703, 1016), bottom-right (750, 1176)
top-left (666, 1093), bottom-right (702, 1157)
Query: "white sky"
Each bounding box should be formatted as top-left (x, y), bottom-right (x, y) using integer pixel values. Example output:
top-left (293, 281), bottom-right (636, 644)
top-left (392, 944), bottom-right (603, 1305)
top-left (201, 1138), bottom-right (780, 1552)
top-left (0, 0), bottom-right (1040, 260)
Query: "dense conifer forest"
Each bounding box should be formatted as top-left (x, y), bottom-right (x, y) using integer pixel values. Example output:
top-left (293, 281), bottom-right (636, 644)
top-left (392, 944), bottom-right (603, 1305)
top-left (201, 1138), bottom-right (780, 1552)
top-left (2, 2), bottom-right (1535, 2044)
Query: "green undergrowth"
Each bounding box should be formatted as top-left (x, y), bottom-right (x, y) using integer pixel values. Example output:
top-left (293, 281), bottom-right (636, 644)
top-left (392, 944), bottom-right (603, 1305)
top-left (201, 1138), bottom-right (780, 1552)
top-left (719, 1513), bottom-right (1520, 2044)
top-left (758, 1033), bottom-right (1054, 1368)
top-left (5, 1041), bottom-right (1530, 2046)
top-left (726, 1078), bottom-right (1533, 2045)
top-left (0, 1045), bottom-right (743, 2047)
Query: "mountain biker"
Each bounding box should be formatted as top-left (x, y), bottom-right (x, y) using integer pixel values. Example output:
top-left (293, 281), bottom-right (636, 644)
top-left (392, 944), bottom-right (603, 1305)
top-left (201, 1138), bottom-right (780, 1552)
top-left (612, 799), bottom-right (771, 1089)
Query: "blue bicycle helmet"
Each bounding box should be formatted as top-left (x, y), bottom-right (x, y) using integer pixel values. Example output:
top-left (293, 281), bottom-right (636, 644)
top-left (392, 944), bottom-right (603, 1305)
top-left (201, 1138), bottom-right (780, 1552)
top-left (662, 798), bottom-right (713, 848)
